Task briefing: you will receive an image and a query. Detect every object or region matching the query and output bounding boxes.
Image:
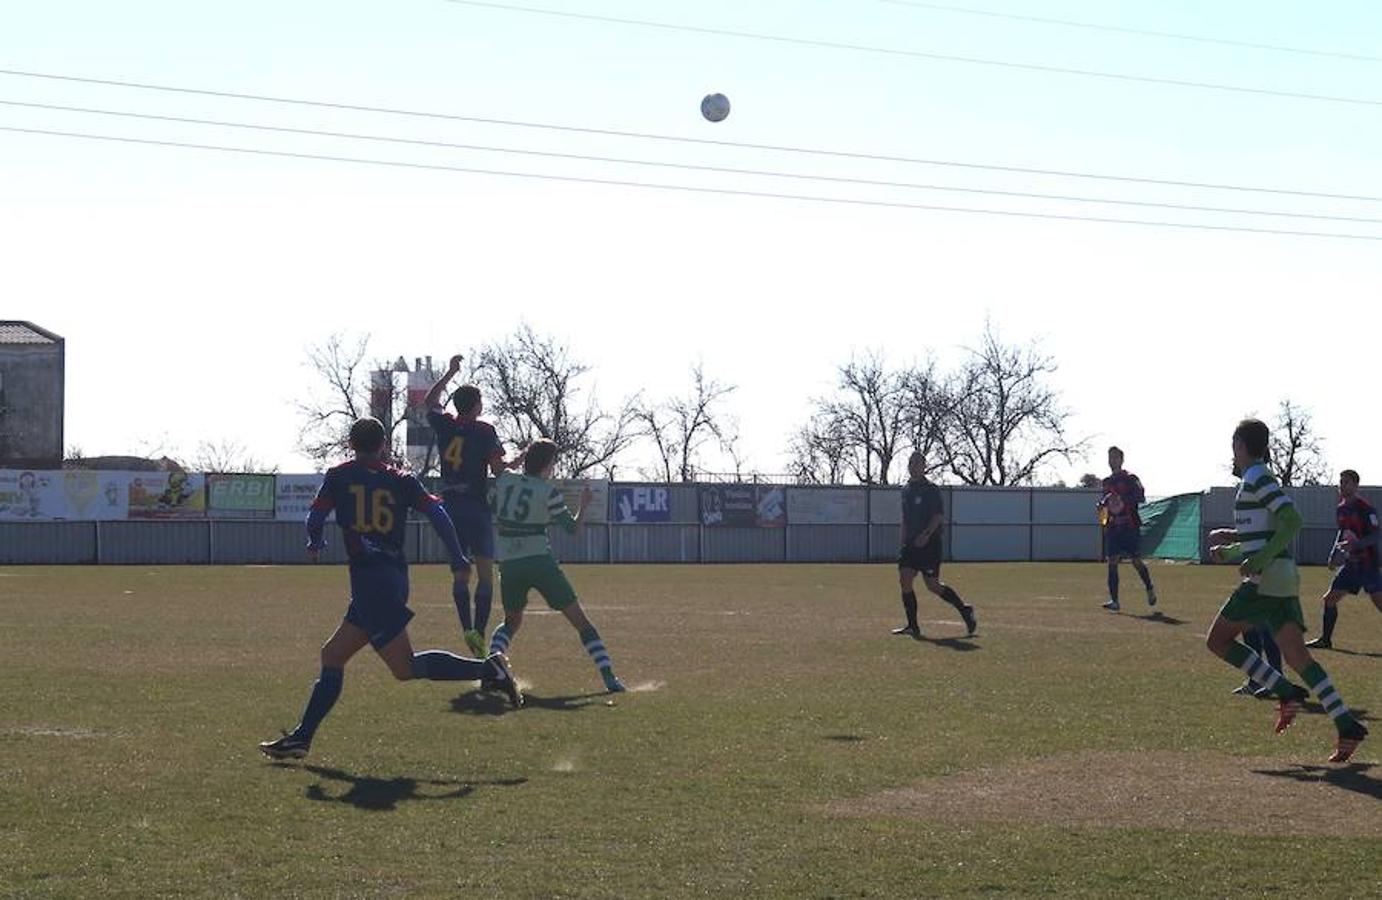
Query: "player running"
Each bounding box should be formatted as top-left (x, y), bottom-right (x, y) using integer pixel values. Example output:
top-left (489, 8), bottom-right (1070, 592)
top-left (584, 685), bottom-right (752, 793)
top-left (1306, 469), bottom-right (1382, 650)
top-left (424, 355), bottom-right (524, 659)
top-left (485, 438), bottom-right (626, 694)
top-left (892, 451), bottom-right (977, 640)
top-left (259, 417), bottom-right (520, 761)
top-left (1097, 446), bottom-right (1157, 612)
top-left (1205, 419), bottom-right (1367, 763)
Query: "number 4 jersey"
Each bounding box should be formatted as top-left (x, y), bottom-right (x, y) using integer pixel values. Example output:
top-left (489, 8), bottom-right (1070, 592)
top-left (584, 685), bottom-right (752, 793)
top-left (310, 459), bottom-right (438, 567)
top-left (490, 471), bottom-right (577, 562)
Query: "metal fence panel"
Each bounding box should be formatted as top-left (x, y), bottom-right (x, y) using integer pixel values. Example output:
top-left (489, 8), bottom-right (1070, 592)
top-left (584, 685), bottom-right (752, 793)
top-left (1033, 490), bottom-right (1102, 525)
top-left (786, 525), bottom-right (869, 562)
top-left (703, 527), bottom-right (786, 563)
top-left (1033, 525), bottom-right (1101, 561)
top-left (952, 489), bottom-right (1029, 525)
top-left (667, 485), bottom-right (702, 524)
top-left (0, 522), bottom-right (96, 564)
top-left (551, 525), bottom-right (609, 563)
top-left (210, 521), bottom-right (328, 564)
top-left (100, 521), bottom-right (209, 564)
top-left (951, 525), bottom-right (1028, 561)
top-left (609, 525), bottom-right (701, 563)
top-left (869, 489), bottom-right (900, 525)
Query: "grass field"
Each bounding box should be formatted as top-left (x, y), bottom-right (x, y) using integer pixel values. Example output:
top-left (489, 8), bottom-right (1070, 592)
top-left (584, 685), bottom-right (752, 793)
top-left (2, 562), bottom-right (1380, 898)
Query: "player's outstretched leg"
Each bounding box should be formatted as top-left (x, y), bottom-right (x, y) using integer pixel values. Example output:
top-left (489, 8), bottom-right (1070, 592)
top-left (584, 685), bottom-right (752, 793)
top-left (925, 575), bottom-right (976, 636)
top-left (261, 622), bottom-right (368, 760)
top-left (1276, 623), bottom-right (1369, 763)
top-left (1206, 614), bottom-right (1307, 733)
top-left (1131, 558), bottom-right (1157, 607)
top-left (561, 602), bottom-right (624, 693)
top-left (1103, 561), bottom-right (1121, 611)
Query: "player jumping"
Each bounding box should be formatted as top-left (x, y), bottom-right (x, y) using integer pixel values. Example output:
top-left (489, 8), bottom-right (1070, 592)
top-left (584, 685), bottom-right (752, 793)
top-left (259, 417), bottom-right (520, 761)
top-left (424, 355), bottom-right (524, 659)
top-left (1205, 419), bottom-right (1367, 763)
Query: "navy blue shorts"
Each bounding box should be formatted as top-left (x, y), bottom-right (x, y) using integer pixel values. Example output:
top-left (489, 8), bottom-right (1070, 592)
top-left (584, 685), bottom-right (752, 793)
top-left (443, 494), bottom-right (495, 560)
top-left (345, 564), bottom-right (414, 650)
top-left (1104, 526), bottom-right (1142, 560)
top-left (1331, 565), bottom-right (1382, 596)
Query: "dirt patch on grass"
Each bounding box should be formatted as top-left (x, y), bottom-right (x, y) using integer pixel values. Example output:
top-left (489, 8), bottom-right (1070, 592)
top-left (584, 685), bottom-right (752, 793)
top-left (829, 751), bottom-right (1382, 837)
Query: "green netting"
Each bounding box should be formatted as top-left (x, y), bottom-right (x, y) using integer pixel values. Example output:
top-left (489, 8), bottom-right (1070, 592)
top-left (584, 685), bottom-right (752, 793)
top-left (1139, 493), bottom-right (1202, 560)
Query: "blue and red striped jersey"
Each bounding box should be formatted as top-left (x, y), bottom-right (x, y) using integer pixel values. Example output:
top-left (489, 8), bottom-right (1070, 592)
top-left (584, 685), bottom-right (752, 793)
top-left (1101, 470), bottom-right (1146, 529)
top-left (1337, 495), bottom-right (1379, 569)
top-left (310, 459), bottom-right (437, 566)
top-left (427, 408), bottom-right (503, 499)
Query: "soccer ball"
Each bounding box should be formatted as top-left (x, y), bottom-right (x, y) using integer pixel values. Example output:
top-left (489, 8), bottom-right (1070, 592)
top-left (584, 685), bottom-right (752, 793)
top-left (701, 93), bottom-right (731, 122)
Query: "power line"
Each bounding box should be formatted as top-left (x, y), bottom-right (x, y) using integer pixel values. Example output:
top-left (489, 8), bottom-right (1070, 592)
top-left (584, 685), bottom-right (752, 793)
top-left (442, 0), bottom-right (1382, 108)
top-left (3, 68), bottom-right (1380, 204)
top-left (7, 97), bottom-right (1382, 226)
top-left (877, 0), bottom-right (1382, 65)
top-left (4, 124), bottom-right (1380, 241)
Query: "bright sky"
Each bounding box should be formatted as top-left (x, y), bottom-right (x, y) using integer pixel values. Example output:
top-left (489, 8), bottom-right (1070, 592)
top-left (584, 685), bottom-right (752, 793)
top-left (4, 0), bottom-right (1380, 490)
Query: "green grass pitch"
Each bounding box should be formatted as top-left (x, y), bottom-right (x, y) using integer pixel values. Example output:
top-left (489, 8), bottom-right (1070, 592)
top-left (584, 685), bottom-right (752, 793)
top-left (2, 563), bottom-right (1379, 897)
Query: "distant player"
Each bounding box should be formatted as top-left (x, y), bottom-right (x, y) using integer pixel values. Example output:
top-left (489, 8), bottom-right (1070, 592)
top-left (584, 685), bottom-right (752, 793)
top-left (1306, 469), bottom-right (1382, 650)
top-left (424, 355), bottom-right (524, 659)
top-left (1205, 419), bottom-right (1367, 763)
top-left (259, 417), bottom-right (520, 761)
top-left (486, 438), bottom-right (626, 693)
top-left (1097, 446), bottom-right (1157, 612)
top-left (892, 451), bottom-right (977, 640)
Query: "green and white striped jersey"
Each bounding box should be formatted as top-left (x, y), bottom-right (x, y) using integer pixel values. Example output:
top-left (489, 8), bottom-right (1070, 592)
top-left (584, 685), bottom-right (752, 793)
top-left (1234, 461), bottom-right (1294, 558)
top-left (490, 471), bottom-right (576, 561)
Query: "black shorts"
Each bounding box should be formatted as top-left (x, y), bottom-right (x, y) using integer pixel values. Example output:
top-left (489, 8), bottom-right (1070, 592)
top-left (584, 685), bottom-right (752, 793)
top-left (898, 541), bottom-right (942, 577)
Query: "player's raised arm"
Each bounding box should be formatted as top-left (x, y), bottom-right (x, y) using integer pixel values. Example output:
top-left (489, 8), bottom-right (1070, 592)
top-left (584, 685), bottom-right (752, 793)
top-left (423, 354), bottom-right (464, 411)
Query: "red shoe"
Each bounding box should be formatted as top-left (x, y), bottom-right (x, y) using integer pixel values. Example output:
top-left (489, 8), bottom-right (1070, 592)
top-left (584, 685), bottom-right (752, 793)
top-left (1274, 686), bottom-right (1309, 735)
top-left (1329, 721), bottom-right (1368, 763)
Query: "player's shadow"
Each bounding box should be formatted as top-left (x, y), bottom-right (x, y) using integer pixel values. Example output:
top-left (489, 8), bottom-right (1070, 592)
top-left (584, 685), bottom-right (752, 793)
top-left (1330, 647), bottom-right (1382, 660)
top-left (449, 689), bottom-right (607, 716)
top-left (274, 764), bottom-right (527, 812)
top-left (1298, 702), bottom-right (1369, 721)
top-left (823, 734), bottom-right (867, 743)
top-left (1131, 612), bottom-right (1188, 626)
top-left (1250, 763), bottom-right (1380, 801)
top-left (921, 636), bottom-right (981, 652)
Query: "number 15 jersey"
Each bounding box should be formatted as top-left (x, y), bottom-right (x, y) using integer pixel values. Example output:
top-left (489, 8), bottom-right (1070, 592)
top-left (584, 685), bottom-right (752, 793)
top-left (490, 471), bottom-right (576, 562)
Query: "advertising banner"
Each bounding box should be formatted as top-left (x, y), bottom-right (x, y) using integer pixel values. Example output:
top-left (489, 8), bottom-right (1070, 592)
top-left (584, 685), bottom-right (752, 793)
top-left (700, 484), bottom-right (788, 527)
top-left (57, 470), bottom-right (129, 520)
top-left (276, 473), bottom-right (329, 522)
top-left (127, 471), bottom-right (206, 519)
top-left (206, 474), bottom-right (277, 519)
top-left (0, 470), bottom-right (57, 520)
top-left (554, 480), bottom-right (610, 524)
top-left (786, 488), bottom-right (868, 525)
top-left (612, 485), bottom-right (672, 523)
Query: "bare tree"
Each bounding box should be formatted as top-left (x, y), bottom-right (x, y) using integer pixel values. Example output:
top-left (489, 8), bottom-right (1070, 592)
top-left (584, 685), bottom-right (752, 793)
top-left (1270, 398), bottom-right (1328, 487)
top-left (939, 322), bottom-right (1084, 485)
top-left (633, 364), bottom-right (737, 482)
top-left (898, 358), bottom-right (954, 478)
top-left (786, 417), bottom-right (851, 485)
top-left (189, 438), bottom-right (278, 474)
top-left (813, 352), bottom-right (909, 485)
top-left (472, 324), bottom-right (637, 479)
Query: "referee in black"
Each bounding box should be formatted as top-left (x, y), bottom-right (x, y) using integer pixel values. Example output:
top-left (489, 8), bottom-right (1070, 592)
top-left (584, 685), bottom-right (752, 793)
top-left (894, 451), bottom-right (977, 639)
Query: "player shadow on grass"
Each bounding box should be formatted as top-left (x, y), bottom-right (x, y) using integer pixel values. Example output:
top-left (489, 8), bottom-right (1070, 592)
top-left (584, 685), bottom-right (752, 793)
top-left (1328, 646), bottom-right (1382, 660)
top-left (919, 636), bottom-right (981, 652)
top-left (1130, 612), bottom-right (1188, 626)
top-left (449, 689), bottom-right (609, 716)
top-left (1250, 763), bottom-right (1381, 801)
top-left (272, 764), bottom-right (527, 812)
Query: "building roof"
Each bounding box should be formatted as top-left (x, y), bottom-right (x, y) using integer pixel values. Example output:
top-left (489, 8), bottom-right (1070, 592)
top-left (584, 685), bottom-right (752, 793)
top-left (0, 321), bottom-right (63, 345)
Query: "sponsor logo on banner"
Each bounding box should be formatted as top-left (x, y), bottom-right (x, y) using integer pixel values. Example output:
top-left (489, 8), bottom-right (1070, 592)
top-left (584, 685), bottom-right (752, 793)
top-left (0, 470), bottom-right (129, 520)
top-left (60, 471), bottom-right (129, 520)
top-left (207, 474), bottom-right (277, 519)
top-left (554, 480), bottom-right (609, 524)
top-left (127, 471), bottom-right (206, 519)
top-left (612, 486), bottom-right (671, 523)
top-left (276, 474), bottom-right (330, 522)
top-left (700, 484), bottom-right (788, 527)
top-left (786, 488), bottom-right (868, 525)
